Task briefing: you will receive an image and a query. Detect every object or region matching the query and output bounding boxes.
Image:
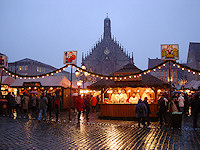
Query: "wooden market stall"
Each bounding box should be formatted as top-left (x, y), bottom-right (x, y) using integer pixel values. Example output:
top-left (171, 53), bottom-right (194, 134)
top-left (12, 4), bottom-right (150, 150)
top-left (10, 76), bottom-right (76, 109)
top-left (89, 63), bottom-right (169, 120)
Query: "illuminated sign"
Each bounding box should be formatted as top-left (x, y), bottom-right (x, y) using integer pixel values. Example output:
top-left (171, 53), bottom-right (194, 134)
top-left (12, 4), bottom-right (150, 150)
top-left (161, 44), bottom-right (179, 60)
top-left (64, 51), bottom-right (77, 65)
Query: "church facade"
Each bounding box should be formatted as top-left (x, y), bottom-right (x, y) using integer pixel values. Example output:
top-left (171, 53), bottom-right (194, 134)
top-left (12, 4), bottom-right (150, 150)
top-left (82, 16), bottom-right (133, 76)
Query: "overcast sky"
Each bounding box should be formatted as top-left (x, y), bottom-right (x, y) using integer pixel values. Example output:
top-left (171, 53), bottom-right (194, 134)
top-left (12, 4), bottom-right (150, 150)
top-left (0, 0), bottom-right (200, 73)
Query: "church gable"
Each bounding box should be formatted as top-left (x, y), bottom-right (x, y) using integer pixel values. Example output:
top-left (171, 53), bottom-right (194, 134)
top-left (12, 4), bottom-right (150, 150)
top-left (82, 16), bottom-right (133, 75)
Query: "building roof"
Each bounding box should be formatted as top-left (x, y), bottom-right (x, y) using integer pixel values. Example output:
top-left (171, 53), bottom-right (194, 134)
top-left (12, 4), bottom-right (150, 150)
top-left (10, 76), bottom-right (75, 88)
top-left (115, 63), bottom-right (141, 73)
top-left (184, 80), bottom-right (200, 90)
top-left (189, 42), bottom-right (200, 62)
top-left (1, 76), bottom-right (15, 85)
top-left (148, 58), bottom-right (164, 69)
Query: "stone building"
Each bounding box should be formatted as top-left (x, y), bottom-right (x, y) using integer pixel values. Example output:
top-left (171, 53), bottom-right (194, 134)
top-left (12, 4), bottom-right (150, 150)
top-left (82, 16), bottom-right (133, 76)
top-left (186, 42), bottom-right (200, 81)
top-left (148, 58), bottom-right (188, 87)
top-left (8, 58), bottom-right (70, 78)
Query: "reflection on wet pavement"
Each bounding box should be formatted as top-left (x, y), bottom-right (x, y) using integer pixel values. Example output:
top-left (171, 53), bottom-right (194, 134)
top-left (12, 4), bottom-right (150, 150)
top-left (0, 113), bottom-right (200, 149)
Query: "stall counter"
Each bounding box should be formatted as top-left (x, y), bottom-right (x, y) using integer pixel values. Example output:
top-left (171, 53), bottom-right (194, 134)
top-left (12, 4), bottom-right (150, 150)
top-left (99, 103), bottom-right (158, 120)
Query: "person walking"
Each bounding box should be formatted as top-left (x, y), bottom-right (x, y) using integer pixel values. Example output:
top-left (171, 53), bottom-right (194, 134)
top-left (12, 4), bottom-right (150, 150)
top-left (75, 94), bottom-right (85, 123)
top-left (135, 99), bottom-right (147, 127)
top-left (15, 92), bottom-right (21, 118)
top-left (38, 92), bottom-right (48, 122)
top-left (191, 92), bottom-right (200, 128)
top-left (84, 94), bottom-right (91, 121)
top-left (157, 94), bottom-right (168, 126)
top-left (178, 93), bottom-right (185, 113)
top-left (22, 93), bottom-right (30, 118)
top-left (143, 97), bottom-right (151, 125)
top-left (91, 95), bottom-right (97, 113)
top-left (54, 93), bottom-right (61, 122)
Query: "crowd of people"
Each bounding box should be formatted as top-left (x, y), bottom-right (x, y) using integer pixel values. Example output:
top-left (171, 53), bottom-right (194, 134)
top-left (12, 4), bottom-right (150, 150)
top-left (134, 86), bottom-right (200, 128)
top-left (5, 91), bottom-right (61, 122)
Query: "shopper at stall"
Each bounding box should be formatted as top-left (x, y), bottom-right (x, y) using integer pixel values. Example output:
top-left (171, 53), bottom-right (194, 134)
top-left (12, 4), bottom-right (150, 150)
top-left (75, 94), bottom-right (85, 123)
top-left (38, 92), bottom-right (48, 122)
top-left (119, 89), bottom-right (128, 103)
top-left (91, 95), bottom-right (97, 113)
top-left (143, 97), bottom-right (151, 125)
top-left (157, 94), bottom-right (168, 126)
top-left (22, 93), bottom-right (30, 118)
top-left (135, 99), bottom-right (147, 127)
top-left (111, 89), bottom-right (120, 103)
top-left (15, 92), bottom-right (21, 117)
top-left (54, 93), bottom-right (61, 122)
top-left (84, 94), bottom-right (91, 121)
top-left (178, 93), bottom-right (185, 113)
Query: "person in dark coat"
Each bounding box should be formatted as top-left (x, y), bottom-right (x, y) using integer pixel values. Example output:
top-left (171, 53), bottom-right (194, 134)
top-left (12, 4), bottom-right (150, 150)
top-left (47, 93), bottom-right (53, 119)
top-left (6, 92), bottom-right (15, 117)
top-left (157, 95), bottom-right (168, 126)
top-left (84, 94), bottom-right (91, 121)
top-left (54, 94), bottom-right (61, 122)
top-left (135, 99), bottom-right (147, 127)
top-left (191, 92), bottom-right (200, 128)
top-left (75, 95), bottom-right (85, 123)
top-left (143, 97), bottom-right (151, 125)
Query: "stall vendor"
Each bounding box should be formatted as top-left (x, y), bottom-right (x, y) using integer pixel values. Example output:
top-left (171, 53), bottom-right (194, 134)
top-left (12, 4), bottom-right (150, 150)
top-left (129, 93), bottom-right (139, 104)
top-left (119, 89), bottom-right (128, 103)
top-left (111, 89), bottom-right (120, 103)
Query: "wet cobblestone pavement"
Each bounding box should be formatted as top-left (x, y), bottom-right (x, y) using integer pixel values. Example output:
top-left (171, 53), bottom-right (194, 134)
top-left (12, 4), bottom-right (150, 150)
top-left (0, 112), bottom-right (200, 150)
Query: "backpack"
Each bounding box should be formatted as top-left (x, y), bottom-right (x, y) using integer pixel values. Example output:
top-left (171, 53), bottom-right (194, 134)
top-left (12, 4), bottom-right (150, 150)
top-left (139, 105), bottom-right (143, 113)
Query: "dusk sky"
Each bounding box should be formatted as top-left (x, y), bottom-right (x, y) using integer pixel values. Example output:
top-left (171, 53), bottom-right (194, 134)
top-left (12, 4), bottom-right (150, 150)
top-left (0, 0), bottom-right (200, 73)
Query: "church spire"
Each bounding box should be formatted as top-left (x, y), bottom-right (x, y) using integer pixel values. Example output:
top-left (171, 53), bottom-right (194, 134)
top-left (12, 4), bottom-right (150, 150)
top-left (103, 14), bottom-right (111, 39)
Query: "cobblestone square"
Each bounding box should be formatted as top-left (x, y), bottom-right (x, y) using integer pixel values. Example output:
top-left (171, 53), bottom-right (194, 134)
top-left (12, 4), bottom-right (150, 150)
top-left (0, 112), bottom-right (200, 150)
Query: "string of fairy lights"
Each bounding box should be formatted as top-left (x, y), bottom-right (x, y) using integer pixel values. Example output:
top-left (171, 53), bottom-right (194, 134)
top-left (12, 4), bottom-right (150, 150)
top-left (1, 60), bottom-right (200, 81)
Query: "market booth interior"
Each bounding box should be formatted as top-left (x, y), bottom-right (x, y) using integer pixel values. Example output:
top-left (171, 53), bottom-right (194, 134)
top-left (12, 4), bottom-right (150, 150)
top-left (89, 63), bottom-right (170, 120)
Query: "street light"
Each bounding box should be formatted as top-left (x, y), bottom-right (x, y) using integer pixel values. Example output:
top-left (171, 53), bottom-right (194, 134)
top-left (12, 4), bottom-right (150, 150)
top-left (81, 64), bottom-right (87, 89)
top-left (75, 70), bottom-right (80, 78)
top-left (77, 80), bottom-right (82, 94)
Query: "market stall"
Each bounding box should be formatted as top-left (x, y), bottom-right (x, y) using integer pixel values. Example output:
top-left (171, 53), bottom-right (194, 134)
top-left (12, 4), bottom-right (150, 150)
top-left (89, 63), bottom-right (169, 120)
top-left (0, 76), bottom-right (16, 98)
top-left (10, 76), bottom-right (76, 109)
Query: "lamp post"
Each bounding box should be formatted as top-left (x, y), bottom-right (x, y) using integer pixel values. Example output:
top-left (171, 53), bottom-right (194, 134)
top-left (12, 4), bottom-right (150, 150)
top-left (81, 64), bottom-right (88, 89)
top-left (77, 80), bottom-right (82, 95)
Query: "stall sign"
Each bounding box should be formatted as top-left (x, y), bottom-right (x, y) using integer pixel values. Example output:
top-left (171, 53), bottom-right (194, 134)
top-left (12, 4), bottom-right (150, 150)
top-left (23, 82), bottom-right (41, 87)
top-left (64, 51), bottom-right (77, 65)
top-left (161, 44), bottom-right (179, 60)
top-left (0, 54), bottom-right (8, 68)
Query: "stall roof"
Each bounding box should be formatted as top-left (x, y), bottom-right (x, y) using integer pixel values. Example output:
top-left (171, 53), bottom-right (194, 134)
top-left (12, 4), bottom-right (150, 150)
top-left (10, 76), bottom-right (75, 88)
top-left (89, 63), bottom-right (169, 90)
top-left (1, 76), bottom-right (15, 86)
top-left (184, 80), bottom-right (200, 90)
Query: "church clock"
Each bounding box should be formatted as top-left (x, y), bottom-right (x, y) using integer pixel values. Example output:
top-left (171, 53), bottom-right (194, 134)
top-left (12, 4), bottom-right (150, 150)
top-left (104, 47), bottom-right (110, 55)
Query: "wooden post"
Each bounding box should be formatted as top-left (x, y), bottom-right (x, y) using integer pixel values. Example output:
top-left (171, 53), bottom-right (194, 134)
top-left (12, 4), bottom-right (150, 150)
top-left (69, 65), bottom-right (73, 121)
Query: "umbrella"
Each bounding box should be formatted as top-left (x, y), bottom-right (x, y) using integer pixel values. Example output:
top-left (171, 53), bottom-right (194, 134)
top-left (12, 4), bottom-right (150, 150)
top-left (172, 91), bottom-right (181, 94)
top-left (30, 91), bottom-right (38, 94)
top-left (72, 93), bottom-right (78, 96)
